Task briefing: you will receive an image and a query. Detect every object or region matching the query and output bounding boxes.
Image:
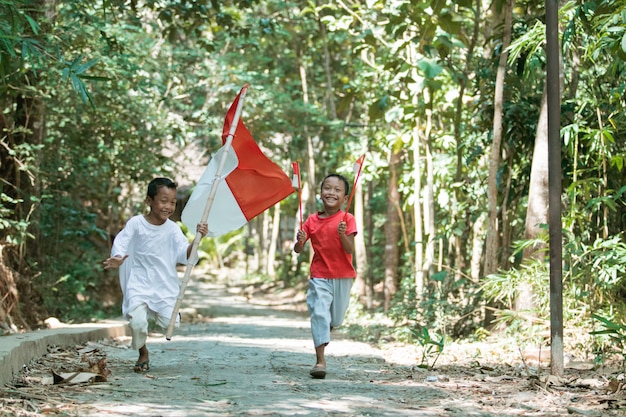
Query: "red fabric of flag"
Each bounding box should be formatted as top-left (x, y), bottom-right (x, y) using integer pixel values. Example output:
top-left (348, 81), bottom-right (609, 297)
top-left (221, 90), bottom-right (294, 222)
top-left (182, 87), bottom-right (294, 237)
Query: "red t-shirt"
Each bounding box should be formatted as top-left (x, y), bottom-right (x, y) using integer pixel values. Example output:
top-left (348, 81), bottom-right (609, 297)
top-left (302, 210), bottom-right (357, 279)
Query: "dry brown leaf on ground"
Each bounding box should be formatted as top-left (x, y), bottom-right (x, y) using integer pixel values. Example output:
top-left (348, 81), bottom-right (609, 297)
top-left (43, 370), bottom-right (108, 385)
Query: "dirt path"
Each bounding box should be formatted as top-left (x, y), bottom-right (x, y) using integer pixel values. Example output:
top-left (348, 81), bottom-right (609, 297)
top-left (2, 273), bottom-right (624, 416)
top-left (76, 279), bottom-right (452, 416)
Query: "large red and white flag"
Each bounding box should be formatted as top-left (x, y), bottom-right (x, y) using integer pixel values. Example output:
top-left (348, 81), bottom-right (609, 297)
top-left (182, 88), bottom-right (294, 237)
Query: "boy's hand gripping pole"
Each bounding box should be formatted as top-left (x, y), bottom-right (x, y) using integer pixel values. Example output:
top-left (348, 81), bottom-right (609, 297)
top-left (166, 85), bottom-right (249, 340)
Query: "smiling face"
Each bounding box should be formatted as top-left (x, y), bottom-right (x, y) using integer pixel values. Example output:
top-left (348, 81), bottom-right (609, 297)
top-left (145, 185), bottom-right (177, 225)
top-left (320, 175), bottom-right (348, 214)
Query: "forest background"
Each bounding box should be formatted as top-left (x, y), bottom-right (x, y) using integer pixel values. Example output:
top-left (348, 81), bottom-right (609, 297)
top-left (1, 0), bottom-right (625, 367)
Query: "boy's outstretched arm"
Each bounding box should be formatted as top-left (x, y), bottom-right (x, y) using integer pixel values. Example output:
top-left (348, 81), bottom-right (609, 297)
top-left (103, 255), bottom-right (128, 269)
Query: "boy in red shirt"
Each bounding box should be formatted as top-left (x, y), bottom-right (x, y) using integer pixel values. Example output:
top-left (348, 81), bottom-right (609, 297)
top-left (294, 173), bottom-right (357, 379)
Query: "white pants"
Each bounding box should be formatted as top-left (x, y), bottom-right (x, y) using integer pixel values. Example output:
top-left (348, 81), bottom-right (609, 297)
top-left (306, 278), bottom-right (354, 348)
top-left (127, 303), bottom-right (179, 350)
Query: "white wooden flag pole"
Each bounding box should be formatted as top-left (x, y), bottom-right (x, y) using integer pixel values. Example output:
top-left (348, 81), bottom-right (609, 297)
top-left (165, 85), bottom-right (249, 340)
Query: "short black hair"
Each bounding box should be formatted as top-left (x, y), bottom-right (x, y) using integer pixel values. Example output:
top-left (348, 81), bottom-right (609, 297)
top-left (321, 173), bottom-right (349, 196)
top-left (147, 177), bottom-right (177, 198)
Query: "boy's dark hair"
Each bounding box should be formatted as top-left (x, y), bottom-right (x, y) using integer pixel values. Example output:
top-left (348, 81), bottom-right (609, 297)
top-left (321, 174), bottom-right (350, 196)
top-left (147, 177), bottom-right (177, 198)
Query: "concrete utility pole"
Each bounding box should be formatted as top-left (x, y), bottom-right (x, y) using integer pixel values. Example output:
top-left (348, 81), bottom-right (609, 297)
top-left (546, 0), bottom-right (564, 376)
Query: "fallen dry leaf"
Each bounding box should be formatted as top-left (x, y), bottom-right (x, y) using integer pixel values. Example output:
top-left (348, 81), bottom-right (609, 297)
top-left (44, 370), bottom-right (107, 385)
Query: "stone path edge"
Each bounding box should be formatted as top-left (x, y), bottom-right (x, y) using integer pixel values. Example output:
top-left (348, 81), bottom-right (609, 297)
top-left (0, 320), bottom-right (130, 386)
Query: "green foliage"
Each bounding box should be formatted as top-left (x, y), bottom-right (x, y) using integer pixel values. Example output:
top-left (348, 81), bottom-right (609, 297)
top-left (565, 234), bottom-right (626, 311)
top-left (482, 231), bottom-right (626, 348)
top-left (411, 326), bottom-right (445, 370)
top-left (0, 192), bottom-right (32, 245)
top-left (181, 223), bottom-right (244, 268)
top-left (590, 314), bottom-right (626, 368)
top-left (60, 55), bottom-right (102, 108)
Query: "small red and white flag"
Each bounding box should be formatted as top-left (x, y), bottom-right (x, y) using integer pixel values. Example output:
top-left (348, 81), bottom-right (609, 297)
top-left (291, 161), bottom-right (300, 189)
top-left (353, 154), bottom-right (365, 176)
top-left (182, 88), bottom-right (294, 237)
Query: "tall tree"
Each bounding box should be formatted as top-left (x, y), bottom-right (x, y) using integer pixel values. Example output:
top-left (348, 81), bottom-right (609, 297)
top-left (383, 146), bottom-right (402, 311)
top-left (484, 0), bottom-right (514, 278)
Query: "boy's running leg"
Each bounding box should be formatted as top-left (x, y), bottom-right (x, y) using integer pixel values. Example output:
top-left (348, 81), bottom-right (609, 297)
top-left (128, 304), bottom-right (150, 372)
top-left (329, 278), bottom-right (354, 328)
top-left (307, 278), bottom-right (333, 379)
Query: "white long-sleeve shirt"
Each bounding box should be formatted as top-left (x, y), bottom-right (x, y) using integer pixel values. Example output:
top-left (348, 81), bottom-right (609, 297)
top-left (111, 215), bottom-right (191, 318)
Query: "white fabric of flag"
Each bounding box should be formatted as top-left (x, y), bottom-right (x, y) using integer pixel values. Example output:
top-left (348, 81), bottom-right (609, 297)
top-left (181, 146), bottom-right (239, 237)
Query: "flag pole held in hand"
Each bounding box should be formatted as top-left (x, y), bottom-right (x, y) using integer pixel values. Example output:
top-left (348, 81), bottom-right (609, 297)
top-left (167, 85), bottom-right (293, 339)
top-left (292, 161), bottom-right (303, 229)
top-left (343, 154), bottom-right (366, 222)
top-left (165, 85), bottom-right (249, 340)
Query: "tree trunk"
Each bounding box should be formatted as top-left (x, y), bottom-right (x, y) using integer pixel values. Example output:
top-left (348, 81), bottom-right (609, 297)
top-left (383, 148), bottom-right (402, 311)
top-left (412, 123), bottom-right (424, 299)
top-left (365, 181), bottom-right (375, 309)
top-left (451, 0), bottom-right (480, 283)
top-left (318, 19), bottom-right (337, 120)
top-left (266, 203), bottom-right (281, 278)
top-left (501, 155), bottom-right (514, 270)
top-left (249, 216), bottom-right (263, 274)
top-left (407, 38), bottom-right (427, 300)
top-left (518, 88), bottom-right (549, 312)
top-left (596, 106), bottom-right (608, 240)
top-left (484, 0), bottom-right (514, 278)
top-left (353, 183), bottom-right (368, 296)
top-left (483, 0), bottom-right (513, 328)
top-left (423, 104), bottom-right (436, 282)
top-left (471, 213), bottom-right (487, 280)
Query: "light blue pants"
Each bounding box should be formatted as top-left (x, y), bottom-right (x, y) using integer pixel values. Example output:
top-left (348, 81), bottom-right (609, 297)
top-left (306, 278), bottom-right (354, 348)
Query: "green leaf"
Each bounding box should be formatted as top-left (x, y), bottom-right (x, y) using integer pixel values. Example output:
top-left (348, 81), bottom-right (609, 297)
top-left (69, 54), bottom-right (84, 69)
top-left (368, 95), bottom-right (389, 120)
top-left (78, 75), bottom-right (111, 82)
top-left (24, 15), bottom-right (40, 35)
top-left (417, 59), bottom-right (443, 79)
top-left (591, 314), bottom-right (625, 331)
top-left (431, 270), bottom-right (447, 282)
top-left (75, 58), bottom-right (99, 75)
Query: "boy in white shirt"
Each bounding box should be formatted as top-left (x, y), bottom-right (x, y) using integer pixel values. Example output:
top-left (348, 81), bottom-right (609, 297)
top-left (104, 177), bottom-right (208, 372)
